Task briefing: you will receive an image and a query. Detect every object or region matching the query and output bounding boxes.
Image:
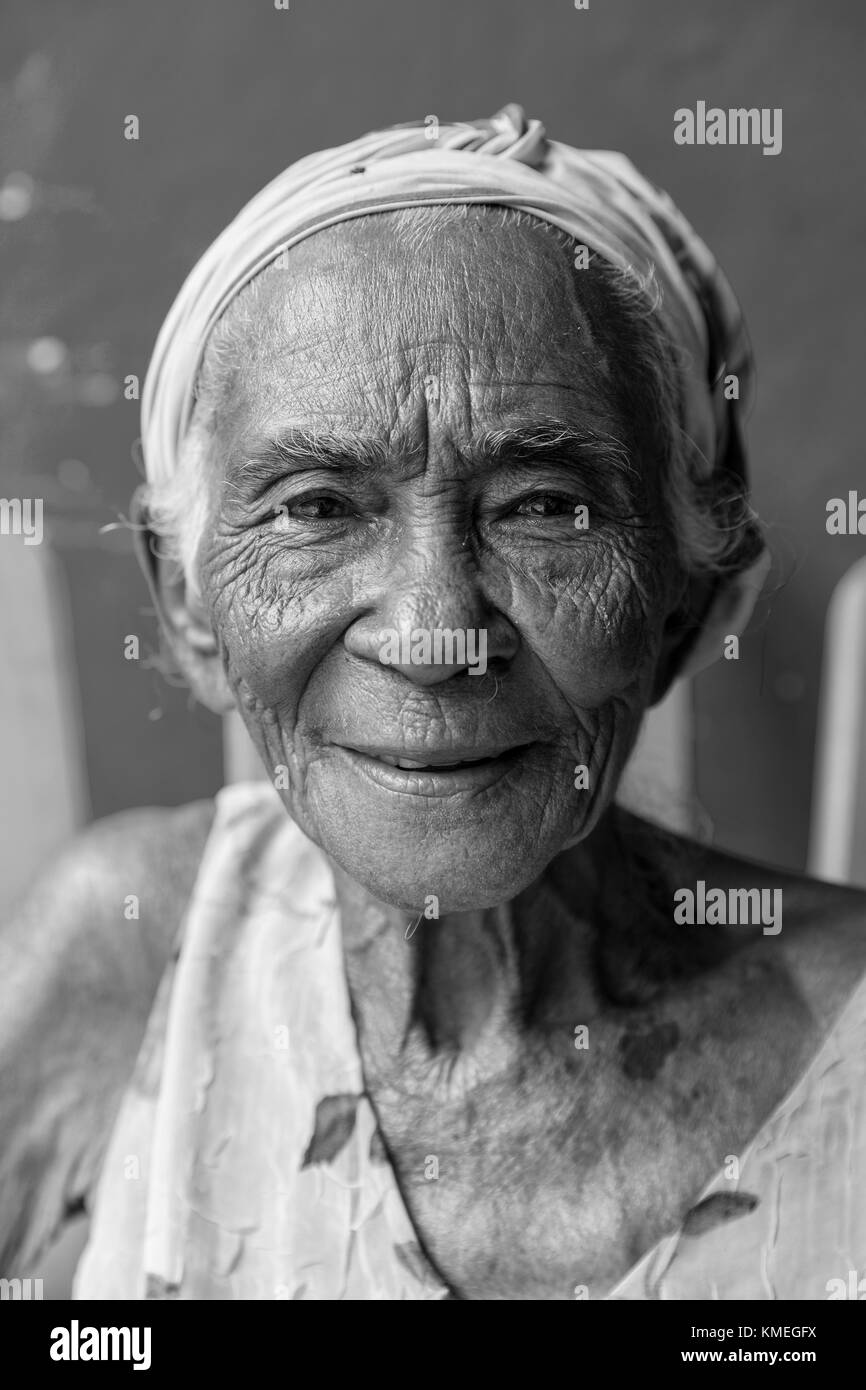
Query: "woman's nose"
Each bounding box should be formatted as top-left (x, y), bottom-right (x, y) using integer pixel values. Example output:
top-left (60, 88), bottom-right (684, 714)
top-left (344, 536), bottom-right (518, 685)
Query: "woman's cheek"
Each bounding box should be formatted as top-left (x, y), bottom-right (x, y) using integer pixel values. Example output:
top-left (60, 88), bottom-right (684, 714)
top-left (505, 543), bottom-right (662, 704)
top-left (205, 545), bottom-right (339, 714)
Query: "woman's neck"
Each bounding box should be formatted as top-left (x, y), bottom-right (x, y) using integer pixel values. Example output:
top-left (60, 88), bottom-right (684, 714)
top-left (329, 809), bottom-right (625, 1094)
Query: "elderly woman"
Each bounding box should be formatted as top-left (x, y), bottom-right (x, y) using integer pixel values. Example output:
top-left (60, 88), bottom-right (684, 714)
top-left (3, 106), bottom-right (866, 1302)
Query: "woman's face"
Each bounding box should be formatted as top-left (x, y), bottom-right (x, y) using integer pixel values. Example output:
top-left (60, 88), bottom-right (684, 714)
top-left (194, 212), bottom-right (677, 911)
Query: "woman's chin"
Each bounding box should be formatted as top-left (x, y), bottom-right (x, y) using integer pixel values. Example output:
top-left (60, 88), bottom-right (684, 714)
top-left (302, 794), bottom-right (583, 914)
top-left (323, 852), bottom-right (538, 915)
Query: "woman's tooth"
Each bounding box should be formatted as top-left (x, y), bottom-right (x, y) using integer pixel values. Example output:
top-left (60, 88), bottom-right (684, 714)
top-left (375, 753), bottom-right (493, 770)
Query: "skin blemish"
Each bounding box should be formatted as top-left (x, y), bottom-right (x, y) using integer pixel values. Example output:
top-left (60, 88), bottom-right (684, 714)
top-left (618, 1019), bottom-right (680, 1080)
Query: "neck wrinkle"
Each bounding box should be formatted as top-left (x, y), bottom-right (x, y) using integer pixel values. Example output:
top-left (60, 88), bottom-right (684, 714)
top-left (330, 842), bottom-right (614, 1094)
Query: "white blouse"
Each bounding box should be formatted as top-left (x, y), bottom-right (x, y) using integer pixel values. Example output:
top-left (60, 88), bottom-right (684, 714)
top-left (74, 782), bottom-right (866, 1301)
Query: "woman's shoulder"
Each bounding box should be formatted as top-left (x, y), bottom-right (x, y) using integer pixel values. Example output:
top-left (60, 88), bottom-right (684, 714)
top-left (0, 798), bottom-right (217, 1270)
top-left (70, 796), bottom-right (217, 889)
top-left (625, 810), bottom-right (866, 1030)
top-left (4, 797), bottom-right (216, 978)
top-left (609, 827), bottom-right (866, 1301)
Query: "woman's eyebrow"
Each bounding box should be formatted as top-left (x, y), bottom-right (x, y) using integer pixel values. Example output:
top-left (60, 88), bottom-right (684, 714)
top-left (470, 422), bottom-right (637, 481)
top-left (234, 420), bottom-right (638, 487)
top-left (239, 427), bottom-right (393, 477)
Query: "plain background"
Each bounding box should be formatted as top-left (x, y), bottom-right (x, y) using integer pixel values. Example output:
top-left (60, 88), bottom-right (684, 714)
top-left (1, 0), bottom-right (864, 876)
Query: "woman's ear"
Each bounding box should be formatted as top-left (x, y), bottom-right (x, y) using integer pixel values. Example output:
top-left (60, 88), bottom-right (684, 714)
top-left (130, 485), bottom-right (236, 714)
top-left (649, 548), bottom-right (772, 704)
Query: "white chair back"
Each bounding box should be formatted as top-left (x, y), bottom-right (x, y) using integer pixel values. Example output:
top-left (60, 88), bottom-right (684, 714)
top-left (0, 537), bottom-right (88, 916)
top-left (810, 556), bottom-right (866, 887)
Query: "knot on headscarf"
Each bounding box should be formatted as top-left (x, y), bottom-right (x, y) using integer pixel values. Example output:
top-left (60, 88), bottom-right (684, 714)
top-left (408, 102), bottom-right (548, 160)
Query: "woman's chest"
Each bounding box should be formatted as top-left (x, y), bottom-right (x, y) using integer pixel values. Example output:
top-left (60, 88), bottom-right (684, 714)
top-left (363, 993), bottom-right (813, 1300)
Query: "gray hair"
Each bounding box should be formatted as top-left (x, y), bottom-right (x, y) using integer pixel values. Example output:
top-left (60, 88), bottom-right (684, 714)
top-left (143, 203), bottom-right (764, 599)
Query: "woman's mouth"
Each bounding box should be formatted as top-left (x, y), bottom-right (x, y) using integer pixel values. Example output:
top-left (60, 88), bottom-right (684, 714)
top-left (376, 752), bottom-right (491, 769)
top-left (334, 742), bottom-right (533, 796)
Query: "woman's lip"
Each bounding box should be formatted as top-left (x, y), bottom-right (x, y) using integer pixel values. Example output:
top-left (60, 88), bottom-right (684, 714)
top-left (339, 743), bottom-right (525, 767)
top-left (335, 743), bottom-right (532, 797)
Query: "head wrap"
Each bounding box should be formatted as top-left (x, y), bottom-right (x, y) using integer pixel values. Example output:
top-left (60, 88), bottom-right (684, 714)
top-left (141, 103), bottom-right (769, 676)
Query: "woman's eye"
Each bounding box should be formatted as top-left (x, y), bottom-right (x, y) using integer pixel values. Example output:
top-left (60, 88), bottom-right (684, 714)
top-left (274, 494), bottom-right (352, 522)
top-left (511, 493), bottom-right (579, 518)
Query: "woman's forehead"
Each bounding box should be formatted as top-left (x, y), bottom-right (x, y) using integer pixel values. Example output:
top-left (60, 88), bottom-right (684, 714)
top-left (221, 211), bottom-right (620, 443)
